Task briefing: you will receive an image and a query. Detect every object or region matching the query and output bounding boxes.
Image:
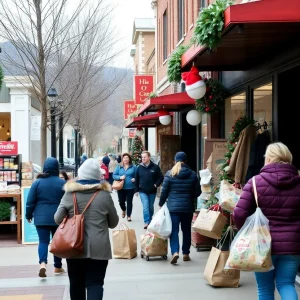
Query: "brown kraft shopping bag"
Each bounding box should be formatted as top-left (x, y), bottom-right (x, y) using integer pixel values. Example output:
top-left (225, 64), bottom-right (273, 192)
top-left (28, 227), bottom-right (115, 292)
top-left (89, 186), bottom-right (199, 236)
top-left (204, 247), bottom-right (240, 287)
top-left (192, 208), bottom-right (227, 239)
top-left (113, 223), bottom-right (137, 259)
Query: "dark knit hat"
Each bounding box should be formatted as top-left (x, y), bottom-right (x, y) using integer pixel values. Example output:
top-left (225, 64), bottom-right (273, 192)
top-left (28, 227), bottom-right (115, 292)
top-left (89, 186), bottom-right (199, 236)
top-left (174, 152), bottom-right (187, 162)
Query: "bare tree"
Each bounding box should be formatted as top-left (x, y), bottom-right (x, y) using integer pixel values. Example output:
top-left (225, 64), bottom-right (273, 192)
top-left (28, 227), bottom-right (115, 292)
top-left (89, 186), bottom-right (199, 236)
top-left (0, 0), bottom-right (119, 163)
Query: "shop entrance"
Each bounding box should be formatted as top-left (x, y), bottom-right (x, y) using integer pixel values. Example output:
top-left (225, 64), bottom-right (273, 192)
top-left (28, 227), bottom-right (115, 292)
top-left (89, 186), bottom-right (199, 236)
top-left (278, 65), bottom-right (300, 169)
top-left (181, 112), bottom-right (198, 172)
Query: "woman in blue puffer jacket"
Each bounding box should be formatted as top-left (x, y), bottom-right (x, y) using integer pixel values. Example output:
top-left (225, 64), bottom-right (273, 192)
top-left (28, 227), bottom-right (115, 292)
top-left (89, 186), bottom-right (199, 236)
top-left (113, 153), bottom-right (136, 221)
top-left (26, 157), bottom-right (65, 278)
top-left (159, 152), bottom-right (200, 265)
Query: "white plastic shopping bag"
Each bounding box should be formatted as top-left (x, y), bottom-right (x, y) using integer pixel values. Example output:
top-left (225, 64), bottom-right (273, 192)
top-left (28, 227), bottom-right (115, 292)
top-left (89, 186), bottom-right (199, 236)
top-left (147, 204), bottom-right (172, 239)
top-left (225, 177), bottom-right (273, 272)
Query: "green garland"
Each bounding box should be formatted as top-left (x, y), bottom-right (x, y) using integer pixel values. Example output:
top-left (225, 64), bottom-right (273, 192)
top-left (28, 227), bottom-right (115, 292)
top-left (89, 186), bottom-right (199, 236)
top-left (193, 0), bottom-right (233, 50)
top-left (167, 45), bottom-right (190, 83)
top-left (195, 78), bottom-right (226, 115)
top-left (149, 92), bottom-right (157, 99)
top-left (0, 65), bottom-right (3, 91)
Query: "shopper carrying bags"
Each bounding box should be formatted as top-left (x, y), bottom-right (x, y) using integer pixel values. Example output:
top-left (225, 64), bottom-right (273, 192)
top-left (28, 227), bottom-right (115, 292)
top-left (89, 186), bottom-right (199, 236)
top-left (159, 152), bottom-right (201, 264)
top-left (233, 142), bottom-right (300, 300)
top-left (54, 158), bottom-right (119, 300)
top-left (113, 153), bottom-right (136, 221)
top-left (135, 151), bottom-right (164, 229)
top-left (26, 157), bottom-right (65, 278)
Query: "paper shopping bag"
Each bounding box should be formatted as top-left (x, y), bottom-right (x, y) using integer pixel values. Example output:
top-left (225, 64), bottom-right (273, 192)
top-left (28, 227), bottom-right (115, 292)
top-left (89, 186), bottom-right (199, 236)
top-left (140, 232), bottom-right (168, 256)
top-left (112, 223), bottom-right (137, 259)
top-left (204, 247), bottom-right (240, 287)
top-left (192, 208), bottom-right (227, 239)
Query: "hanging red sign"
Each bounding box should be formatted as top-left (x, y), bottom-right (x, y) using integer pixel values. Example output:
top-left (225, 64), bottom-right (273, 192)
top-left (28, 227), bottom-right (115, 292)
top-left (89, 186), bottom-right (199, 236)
top-left (0, 141), bottom-right (18, 155)
top-left (124, 100), bottom-right (137, 120)
top-left (134, 75), bottom-right (154, 105)
top-left (128, 128), bottom-right (136, 138)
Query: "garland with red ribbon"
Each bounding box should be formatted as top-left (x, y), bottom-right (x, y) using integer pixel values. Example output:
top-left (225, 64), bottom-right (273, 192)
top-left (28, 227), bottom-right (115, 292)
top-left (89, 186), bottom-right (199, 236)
top-left (195, 78), bottom-right (226, 115)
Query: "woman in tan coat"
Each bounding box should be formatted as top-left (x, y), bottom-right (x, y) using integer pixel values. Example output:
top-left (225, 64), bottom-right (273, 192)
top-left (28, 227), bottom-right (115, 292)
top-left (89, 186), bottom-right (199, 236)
top-left (54, 158), bottom-right (119, 300)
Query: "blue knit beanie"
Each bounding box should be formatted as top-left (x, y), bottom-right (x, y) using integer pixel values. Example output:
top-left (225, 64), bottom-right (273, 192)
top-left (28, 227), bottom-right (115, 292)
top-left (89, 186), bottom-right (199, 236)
top-left (174, 152), bottom-right (187, 162)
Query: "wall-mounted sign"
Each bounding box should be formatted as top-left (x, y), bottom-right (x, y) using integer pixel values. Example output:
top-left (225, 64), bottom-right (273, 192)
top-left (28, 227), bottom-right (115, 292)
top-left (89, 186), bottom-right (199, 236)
top-left (31, 115), bottom-right (41, 141)
top-left (128, 128), bottom-right (136, 138)
top-left (134, 75), bottom-right (154, 105)
top-left (124, 100), bottom-right (137, 120)
top-left (0, 141), bottom-right (18, 155)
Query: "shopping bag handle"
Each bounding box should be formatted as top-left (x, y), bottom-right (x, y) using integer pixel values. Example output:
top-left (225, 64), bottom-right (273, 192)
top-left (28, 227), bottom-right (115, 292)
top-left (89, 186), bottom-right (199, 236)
top-left (118, 222), bottom-right (130, 230)
top-left (252, 176), bottom-right (259, 207)
top-left (216, 225), bottom-right (234, 249)
top-left (208, 204), bottom-right (223, 212)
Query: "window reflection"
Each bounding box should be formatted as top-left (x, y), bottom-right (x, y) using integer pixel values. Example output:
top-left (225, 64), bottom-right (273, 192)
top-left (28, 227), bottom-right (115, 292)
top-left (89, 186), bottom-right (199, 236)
top-left (253, 83), bottom-right (272, 139)
top-left (225, 92), bottom-right (246, 138)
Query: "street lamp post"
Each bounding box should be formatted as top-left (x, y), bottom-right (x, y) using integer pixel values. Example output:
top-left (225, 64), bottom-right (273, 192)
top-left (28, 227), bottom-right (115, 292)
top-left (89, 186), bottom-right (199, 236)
top-left (58, 110), bottom-right (64, 169)
top-left (74, 123), bottom-right (79, 177)
top-left (47, 88), bottom-right (58, 158)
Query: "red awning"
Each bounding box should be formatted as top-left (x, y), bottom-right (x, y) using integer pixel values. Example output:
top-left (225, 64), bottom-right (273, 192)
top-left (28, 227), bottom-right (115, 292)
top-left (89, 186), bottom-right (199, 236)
top-left (125, 113), bottom-right (160, 128)
top-left (138, 92), bottom-right (195, 114)
top-left (181, 0), bottom-right (300, 71)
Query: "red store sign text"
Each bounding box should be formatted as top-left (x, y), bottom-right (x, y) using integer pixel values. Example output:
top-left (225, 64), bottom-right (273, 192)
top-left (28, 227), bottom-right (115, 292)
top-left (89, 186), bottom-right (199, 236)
top-left (0, 141), bottom-right (18, 155)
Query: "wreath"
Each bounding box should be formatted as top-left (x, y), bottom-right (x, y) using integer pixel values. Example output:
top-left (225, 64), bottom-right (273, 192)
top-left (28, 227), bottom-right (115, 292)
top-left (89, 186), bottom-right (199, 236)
top-left (195, 78), bottom-right (226, 115)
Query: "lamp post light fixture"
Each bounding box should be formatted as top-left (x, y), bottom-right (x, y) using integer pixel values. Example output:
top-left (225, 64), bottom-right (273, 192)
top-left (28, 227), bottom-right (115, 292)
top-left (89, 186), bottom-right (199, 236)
top-left (74, 123), bottom-right (79, 177)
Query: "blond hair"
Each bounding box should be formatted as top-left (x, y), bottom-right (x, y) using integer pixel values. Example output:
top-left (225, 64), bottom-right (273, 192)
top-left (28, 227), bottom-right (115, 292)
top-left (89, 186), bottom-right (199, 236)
top-left (170, 161), bottom-right (184, 177)
top-left (265, 142), bottom-right (292, 164)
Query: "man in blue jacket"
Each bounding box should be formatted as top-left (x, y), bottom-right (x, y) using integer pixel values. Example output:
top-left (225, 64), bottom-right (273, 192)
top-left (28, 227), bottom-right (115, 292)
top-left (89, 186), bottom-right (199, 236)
top-left (135, 151), bottom-right (163, 229)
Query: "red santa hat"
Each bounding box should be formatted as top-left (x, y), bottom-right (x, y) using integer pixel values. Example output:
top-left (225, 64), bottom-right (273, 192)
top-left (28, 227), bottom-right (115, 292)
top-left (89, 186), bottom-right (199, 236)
top-left (181, 66), bottom-right (205, 92)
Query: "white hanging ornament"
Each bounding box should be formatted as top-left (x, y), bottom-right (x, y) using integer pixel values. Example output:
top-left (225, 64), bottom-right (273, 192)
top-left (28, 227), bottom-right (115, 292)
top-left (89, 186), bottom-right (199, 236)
top-left (181, 66), bottom-right (206, 100)
top-left (186, 110), bottom-right (202, 126)
top-left (135, 126), bottom-right (144, 136)
top-left (158, 110), bottom-right (172, 125)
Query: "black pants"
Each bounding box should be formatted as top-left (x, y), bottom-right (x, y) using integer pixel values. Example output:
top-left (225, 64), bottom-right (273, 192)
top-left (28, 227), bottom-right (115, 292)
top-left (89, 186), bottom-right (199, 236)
top-left (66, 258), bottom-right (108, 300)
top-left (117, 188), bottom-right (134, 217)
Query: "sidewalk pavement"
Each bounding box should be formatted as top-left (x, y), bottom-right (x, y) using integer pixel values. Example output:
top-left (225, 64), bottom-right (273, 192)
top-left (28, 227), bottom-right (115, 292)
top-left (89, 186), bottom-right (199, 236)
top-left (0, 191), bottom-right (296, 299)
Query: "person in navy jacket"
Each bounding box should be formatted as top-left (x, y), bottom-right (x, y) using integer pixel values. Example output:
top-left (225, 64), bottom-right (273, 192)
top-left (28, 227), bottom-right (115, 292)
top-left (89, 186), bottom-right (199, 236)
top-left (159, 152), bottom-right (200, 265)
top-left (26, 157), bottom-right (65, 278)
top-left (113, 153), bottom-right (136, 221)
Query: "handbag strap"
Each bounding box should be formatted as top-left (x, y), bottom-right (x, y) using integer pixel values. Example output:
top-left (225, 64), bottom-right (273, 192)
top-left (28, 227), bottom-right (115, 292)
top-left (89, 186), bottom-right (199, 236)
top-left (72, 191), bottom-right (100, 215)
top-left (252, 176), bottom-right (259, 207)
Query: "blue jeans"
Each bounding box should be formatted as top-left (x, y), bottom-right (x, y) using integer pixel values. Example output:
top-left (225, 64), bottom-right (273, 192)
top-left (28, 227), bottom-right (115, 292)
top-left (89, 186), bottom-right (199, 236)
top-left (36, 225), bottom-right (62, 268)
top-left (169, 212), bottom-right (193, 255)
top-left (139, 193), bottom-right (156, 224)
top-left (255, 255), bottom-right (300, 300)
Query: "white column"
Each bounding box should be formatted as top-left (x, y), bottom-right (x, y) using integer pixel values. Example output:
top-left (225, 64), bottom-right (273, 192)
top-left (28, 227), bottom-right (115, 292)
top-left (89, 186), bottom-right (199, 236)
top-left (10, 88), bottom-right (31, 162)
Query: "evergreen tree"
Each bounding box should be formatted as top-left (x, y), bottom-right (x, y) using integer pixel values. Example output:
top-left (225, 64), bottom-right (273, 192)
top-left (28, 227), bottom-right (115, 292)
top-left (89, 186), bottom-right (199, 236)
top-left (131, 135), bottom-right (144, 165)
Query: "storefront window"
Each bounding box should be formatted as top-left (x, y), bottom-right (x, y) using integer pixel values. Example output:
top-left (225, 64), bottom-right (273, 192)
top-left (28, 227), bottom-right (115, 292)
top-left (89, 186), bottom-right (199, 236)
top-left (253, 83), bottom-right (272, 139)
top-left (225, 92), bottom-right (246, 138)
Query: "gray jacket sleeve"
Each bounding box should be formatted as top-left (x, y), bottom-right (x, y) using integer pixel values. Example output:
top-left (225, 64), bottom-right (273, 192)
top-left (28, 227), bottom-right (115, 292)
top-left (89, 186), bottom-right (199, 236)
top-left (104, 192), bottom-right (119, 229)
top-left (54, 193), bottom-right (71, 225)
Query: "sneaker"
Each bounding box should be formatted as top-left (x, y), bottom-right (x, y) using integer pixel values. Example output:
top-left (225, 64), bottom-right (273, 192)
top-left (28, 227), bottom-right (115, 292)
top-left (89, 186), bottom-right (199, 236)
top-left (54, 267), bottom-right (66, 275)
top-left (170, 253), bottom-right (179, 265)
top-left (39, 266), bottom-right (47, 278)
top-left (143, 224), bottom-right (148, 229)
top-left (183, 254), bottom-right (191, 261)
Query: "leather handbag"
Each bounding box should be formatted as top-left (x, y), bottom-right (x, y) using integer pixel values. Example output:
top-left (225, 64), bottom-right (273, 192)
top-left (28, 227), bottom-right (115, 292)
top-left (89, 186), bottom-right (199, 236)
top-left (50, 191), bottom-right (99, 259)
top-left (112, 180), bottom-right (124, 191)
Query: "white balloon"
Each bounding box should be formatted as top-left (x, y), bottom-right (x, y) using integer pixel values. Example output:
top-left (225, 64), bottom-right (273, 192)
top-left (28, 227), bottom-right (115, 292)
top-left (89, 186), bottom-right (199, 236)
top-left (186, 110), bottom-right (202, 126)
top-left (159, 115), bottom-right (171, 125)
top-left (135, 129), bottom-right (144, 136)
